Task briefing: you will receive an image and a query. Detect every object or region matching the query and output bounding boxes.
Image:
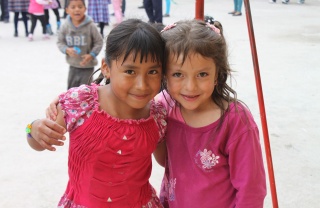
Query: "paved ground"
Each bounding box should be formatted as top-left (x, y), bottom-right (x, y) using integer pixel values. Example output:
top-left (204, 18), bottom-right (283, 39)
top-left (0, 0), bottom-right (319, 207)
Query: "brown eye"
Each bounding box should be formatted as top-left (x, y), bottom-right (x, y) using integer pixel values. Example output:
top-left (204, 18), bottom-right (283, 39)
top-left (198, 72), bottom-right (208, 77)
top-left (172, 72), bottom-right (182, 77)
top-left (125, 70), bottom-right (135, 75)
top-left (149, 70), bottom-right (159, 75)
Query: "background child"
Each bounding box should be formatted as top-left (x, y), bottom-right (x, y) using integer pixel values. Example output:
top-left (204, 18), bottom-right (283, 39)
top-left (26, 18), bottom-right (167, 207)
top-left (87, 0), bottom-right (110, 36)
top-left (44, 0), bottom-right (60, 35)
top-left (111, 0), bottom-right (122, 27)
top-left (8, 0), bottom-right (29, 37)
top-left (154, 19), bottom-right (266, 207)
top-left (163, 0), bottom-right (170, 17)
top-left (28, 0), bottom-right (51, 41)
top-left (228, 0), bottom-right (243, 16)
top-left (57, 0), bottom-right (103, 89)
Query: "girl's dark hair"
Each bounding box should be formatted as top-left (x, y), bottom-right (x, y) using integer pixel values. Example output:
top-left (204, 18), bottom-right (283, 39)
top-left (92, 19), bottom-right (166, 85)
top-left (161, 19), bottom-right (237, 119)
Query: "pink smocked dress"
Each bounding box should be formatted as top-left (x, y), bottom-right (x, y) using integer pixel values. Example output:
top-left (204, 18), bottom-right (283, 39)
top-left (57, 84), bottom-right (167, 208)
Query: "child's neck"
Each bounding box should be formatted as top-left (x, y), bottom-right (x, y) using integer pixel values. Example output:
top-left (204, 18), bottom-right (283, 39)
top-left (71, 16), bottom-right (85, 27)
top-left (180, 102), bottom-right (222, 128)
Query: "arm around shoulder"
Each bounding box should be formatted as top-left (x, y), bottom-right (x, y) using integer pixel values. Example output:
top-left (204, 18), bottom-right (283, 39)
top-left (26, 105), bottom-right (67, 152)
top-left (153, 140), bottom-right (167, 167)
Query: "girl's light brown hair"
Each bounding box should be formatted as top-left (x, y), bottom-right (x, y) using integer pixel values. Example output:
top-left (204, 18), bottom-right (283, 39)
top-left (161, 19), bottom-right (237, 117)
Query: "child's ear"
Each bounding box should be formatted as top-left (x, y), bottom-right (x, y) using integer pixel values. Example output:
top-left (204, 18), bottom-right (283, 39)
top-left (101, 59), bottom-right (110, 79)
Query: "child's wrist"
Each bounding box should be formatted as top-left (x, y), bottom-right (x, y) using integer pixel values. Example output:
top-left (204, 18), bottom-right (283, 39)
top-left (25, 120), bottom-right (39, 139)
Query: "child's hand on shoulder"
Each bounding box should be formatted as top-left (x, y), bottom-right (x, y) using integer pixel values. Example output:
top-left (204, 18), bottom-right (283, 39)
top-left (80, 54), bottom-right (93, 66)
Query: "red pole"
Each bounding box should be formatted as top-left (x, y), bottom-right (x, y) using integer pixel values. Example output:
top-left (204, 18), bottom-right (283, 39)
top-left (195, 0), bottom-right (204, 20)
top-left (243, 0), bottom-right (279, 207)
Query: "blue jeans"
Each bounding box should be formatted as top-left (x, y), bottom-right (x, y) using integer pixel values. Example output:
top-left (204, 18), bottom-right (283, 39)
top-left (165, 0), bottom-right (170, 14)
top-left (234, 0), bottom-right (243, 12)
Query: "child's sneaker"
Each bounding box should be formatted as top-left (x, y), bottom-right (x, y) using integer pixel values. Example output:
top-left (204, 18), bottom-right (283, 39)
top-left (297, 0), bottom-right (304, 3)
top-left (269, 0), bottom-right (276, 3)
top-left (57, 21), bottom-right (61, 31)
top-left (28, 33), bottom-right (33, 41)
top-left (282, 0), bottom-right (289, 3)
top-left (43, 34), bottom-right (50, 40)
top-left (46, 24), bottom-right (54, 35)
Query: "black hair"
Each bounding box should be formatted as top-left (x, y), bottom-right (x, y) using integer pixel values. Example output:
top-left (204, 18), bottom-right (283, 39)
top-left (92, 18), bottom-right (166, 85)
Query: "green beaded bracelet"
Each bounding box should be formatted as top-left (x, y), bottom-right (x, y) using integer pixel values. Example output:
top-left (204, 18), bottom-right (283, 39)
top-left (26, 120), bottom-right (37, 139)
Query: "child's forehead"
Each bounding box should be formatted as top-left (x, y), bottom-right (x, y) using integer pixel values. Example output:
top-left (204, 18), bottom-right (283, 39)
top-left (168, 51), bottom-right (197, 61)
top-left (120, 51), bottom-right (160, 64)
top-left (68, 0), bottom-right (85, 6)
top-left (168, 52), bottom-right (213, 64)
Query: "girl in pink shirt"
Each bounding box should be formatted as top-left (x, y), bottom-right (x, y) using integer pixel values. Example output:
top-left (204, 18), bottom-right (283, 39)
top-left (28, 0), bottom-right (51, 40)
top-left (153, 19), bottom-right (266, 208)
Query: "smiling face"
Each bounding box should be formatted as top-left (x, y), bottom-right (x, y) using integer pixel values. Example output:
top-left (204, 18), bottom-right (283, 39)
top-left (102, 52), bottom-right (162, 112)
top-left (66, 0), bottom-right (86, 26)
top-left (166, 52), bottom-right (217, 113)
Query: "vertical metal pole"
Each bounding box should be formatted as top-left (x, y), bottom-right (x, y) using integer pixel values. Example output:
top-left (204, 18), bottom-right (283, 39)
top-left (243, 0), bottom-right (279, 207)
top-left (195, 0), bottom-right (204, 20)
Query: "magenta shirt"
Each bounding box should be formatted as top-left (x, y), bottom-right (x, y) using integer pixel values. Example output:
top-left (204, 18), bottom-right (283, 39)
top-left (156, 92), bottom-right (266, 208)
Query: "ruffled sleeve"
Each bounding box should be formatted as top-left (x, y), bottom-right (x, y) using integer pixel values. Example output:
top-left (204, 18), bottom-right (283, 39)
top-left (150, 100), bottom-right (167, 143)
top-left (59, 84), bottom-right (99, 132)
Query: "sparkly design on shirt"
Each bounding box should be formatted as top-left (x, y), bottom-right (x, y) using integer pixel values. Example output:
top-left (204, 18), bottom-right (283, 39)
top-left (168, 178), bottom-right (176, 201)
top-left (195, 149), bottom-right (220, 170)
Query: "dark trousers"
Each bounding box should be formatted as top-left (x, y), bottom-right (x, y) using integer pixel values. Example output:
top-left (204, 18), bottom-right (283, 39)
top-left (14, 12), bottom-right (28, 34)
top-left (44, 8), bottom-right (60, 25)
top-left (68, 66), bottom-right (94, 89)
top-left (29, 14), bottom-right (46, 34)
top-left (122, 0), bottom-right (126, 14)
top-left (0, 0), bottom-right (9, 20)
top-left (144, 0), bottom-right (162, 23)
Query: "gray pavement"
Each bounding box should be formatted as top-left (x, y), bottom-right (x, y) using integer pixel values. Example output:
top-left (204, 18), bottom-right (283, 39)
top-left (1, 0), bottom-right (320, 207)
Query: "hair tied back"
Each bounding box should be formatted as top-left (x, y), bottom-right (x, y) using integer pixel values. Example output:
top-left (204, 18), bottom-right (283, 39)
top-left (161, 23), bottom-right (177, 33)
top-left (206, 23), bottom-right (221, 36)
